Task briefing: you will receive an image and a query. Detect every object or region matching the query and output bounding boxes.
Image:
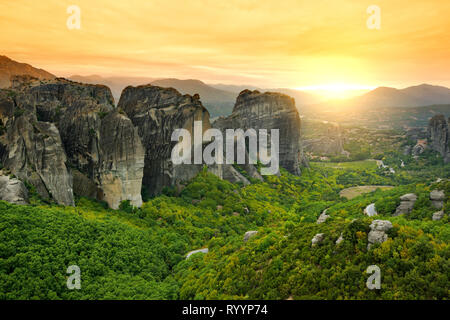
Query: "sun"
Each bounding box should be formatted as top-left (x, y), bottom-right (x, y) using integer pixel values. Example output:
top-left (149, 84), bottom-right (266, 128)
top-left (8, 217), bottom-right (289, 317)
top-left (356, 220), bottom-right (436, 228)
top-left (296, 83), bottom-right (376, 100)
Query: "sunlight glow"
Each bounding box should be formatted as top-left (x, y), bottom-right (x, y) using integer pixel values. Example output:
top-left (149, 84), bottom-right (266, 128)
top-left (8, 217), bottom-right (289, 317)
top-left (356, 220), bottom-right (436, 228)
top-left (296, 83), bottom-right (377, 99)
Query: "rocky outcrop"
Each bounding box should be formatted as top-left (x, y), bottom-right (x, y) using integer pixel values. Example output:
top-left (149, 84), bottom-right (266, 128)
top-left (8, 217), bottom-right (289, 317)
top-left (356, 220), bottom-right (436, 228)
top-left (403, 145), bottom-right (412, 156)
top-left (118, 85), bottom-right (211, 196)
top-left (394, 193), bottom-right (417, 216)
top-left (186, 248), bottom-right (209, 259)
top-left (430, 190), bottom-right (445, 209)
top-left (0, 172), bottom-right (29, 204)
top-left (0, 110), bottom-right (74, 206)
top-left (335, 233), bottom-right (344, 245)
top-left (428, 115), bottom-right (450, 163)
top-left (0, 56), bottom-right (55, 88)
top-left (213, 90), bottom-right (307, 175)
top-left (432, 211), bottom-right (445, 221)
top-left (412, 141), bottom-right (427, 156)
top-left (316, 209), bottom-right (330, 224)
top-left (302, 121), bottom-right (347, 156)
top-left (222, 165), bottom-right (250, 186)
top-left (364, 203), bottom-right (377, 216)
top-left (0, 77), bottom-right (145, 208)
top-left (243, 230), bottom-right (258, 242)
top-left (311, 233), bottom-right (325, 247)
top-left (368, 220), bottom-right (393, 249)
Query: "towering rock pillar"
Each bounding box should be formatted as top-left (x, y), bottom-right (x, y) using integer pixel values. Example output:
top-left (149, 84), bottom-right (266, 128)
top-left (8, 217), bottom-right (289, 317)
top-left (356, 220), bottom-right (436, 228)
top-left (428, 114), bottom-right (450, 163)
top-left (214, 90), bottom-right (306, 175)
top-left (118, 85), bottom-right (211, 196)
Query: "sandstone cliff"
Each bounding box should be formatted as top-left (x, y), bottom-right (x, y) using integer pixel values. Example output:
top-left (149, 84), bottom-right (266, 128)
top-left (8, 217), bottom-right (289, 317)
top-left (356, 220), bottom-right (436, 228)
top-left (427, 114), bottom-right (450, 163)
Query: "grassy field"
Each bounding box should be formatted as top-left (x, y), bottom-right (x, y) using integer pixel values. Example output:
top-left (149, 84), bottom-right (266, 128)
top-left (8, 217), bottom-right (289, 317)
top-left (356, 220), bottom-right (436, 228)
top-left (339, 185), bottom-right (394, 199)
top-left (310, 160), bottom-right (378, 170)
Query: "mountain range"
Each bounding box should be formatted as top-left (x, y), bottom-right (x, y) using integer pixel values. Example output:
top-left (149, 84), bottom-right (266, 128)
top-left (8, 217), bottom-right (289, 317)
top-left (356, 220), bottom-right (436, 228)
top-left (1, 55), bottom-right (450, 118)
top-left (352, 84), bottom-right (450, 108)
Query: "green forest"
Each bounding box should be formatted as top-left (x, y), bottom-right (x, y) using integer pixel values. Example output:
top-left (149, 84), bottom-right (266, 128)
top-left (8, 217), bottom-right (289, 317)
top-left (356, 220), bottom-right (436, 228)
top-left (0, 149), bottom-right (449, 300)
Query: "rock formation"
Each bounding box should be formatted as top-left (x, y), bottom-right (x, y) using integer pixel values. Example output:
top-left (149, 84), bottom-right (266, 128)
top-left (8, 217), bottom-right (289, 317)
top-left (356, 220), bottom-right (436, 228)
top-left (368, 220), bottom-right (393, 249)
top-left (432, 211), bottom-right (444, 221)
top-left (0, 55), bottom-right (55, 88)
top-left (222, 165), bottom-right (251, 186)
top-left (0, 77), bottom-right (145, 208)
top-left (412, 140), bottom-right (427, 156)
top-left (243, 230), bottom-right (258, 242)
top-left (335, 233), bottom-right (344, 245)
top-left (316, 209), bottom-right (330, 224)
top-left (186, 248), bottom-right (209, 259)
top-left (394, 193), bottom-right (417, 216)
top-left (0, 172), bottom-right (29, 204)
top-left (118, 85), bottom-right (212, 196)
top-left (311, 233), bottom-right (325, 247)
top-left (427, 115), bottom-right (450, 163)
top-left (364, 203), bottom-right (377, 216)
top-left (213, 90), bottom-right (307, 175)
top-left (302, 121), bottom-right (347, 156)
top-left (430, 190), bottom-right (445, 209)
top-left (0, 83), bottom-right (75, 206)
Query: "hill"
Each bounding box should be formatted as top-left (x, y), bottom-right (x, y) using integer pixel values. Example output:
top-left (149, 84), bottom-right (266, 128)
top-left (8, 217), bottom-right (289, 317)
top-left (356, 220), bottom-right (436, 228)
top-left (0, 55), bottom-right (55, 88)
top-left (352, 84), bottom-right (450, 108)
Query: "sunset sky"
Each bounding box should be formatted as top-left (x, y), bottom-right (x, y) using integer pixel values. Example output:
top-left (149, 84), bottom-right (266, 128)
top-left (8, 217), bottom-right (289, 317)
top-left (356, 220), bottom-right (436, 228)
top-left (1, 0), bottom-right (449, 97)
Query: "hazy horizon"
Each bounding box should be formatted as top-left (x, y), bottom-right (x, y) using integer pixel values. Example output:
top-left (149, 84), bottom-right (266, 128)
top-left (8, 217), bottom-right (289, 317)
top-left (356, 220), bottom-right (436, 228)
top-left (1, 0), bottom-right (449, 99)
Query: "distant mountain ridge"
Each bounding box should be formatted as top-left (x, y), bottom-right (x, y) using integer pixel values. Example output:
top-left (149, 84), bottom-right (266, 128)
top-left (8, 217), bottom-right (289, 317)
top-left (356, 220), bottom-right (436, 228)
top-left (353, 84), bottom-right (450, 108)
top-left (0, 55), bottom-right (55, 88)
top-left (2, 55), bottom-right (450, 117)
top-left (150, 78), bottom-right (237, 117)
top-left (69, 74), bottom-right (158, 104)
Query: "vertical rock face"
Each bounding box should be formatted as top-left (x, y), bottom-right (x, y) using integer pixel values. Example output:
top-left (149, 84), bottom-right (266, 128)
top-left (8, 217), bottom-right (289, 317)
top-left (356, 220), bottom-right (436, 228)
top-left (428, 115), bottom-right (450, 163)
top-left (0, 77), bottom-right (144, 208)
top-left (311, 233), bottom-right (325, 246)
top-left (38, 79), bottom-right (144, 209)
top-left (0, 83), bottom-right (74, 206)
top-left (213, 90), bottom-right (305, 175)
top-left (97, 111), bottom-right (145, 209)
top-left (0, 172), bottom-right (29, 204)
top-left (118, 85), bottom-right (211, 195)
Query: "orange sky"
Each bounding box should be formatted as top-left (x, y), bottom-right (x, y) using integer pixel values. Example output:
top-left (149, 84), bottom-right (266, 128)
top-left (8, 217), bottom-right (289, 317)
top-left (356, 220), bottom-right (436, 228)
top-left (1, 0), bottom-right (449, 92)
